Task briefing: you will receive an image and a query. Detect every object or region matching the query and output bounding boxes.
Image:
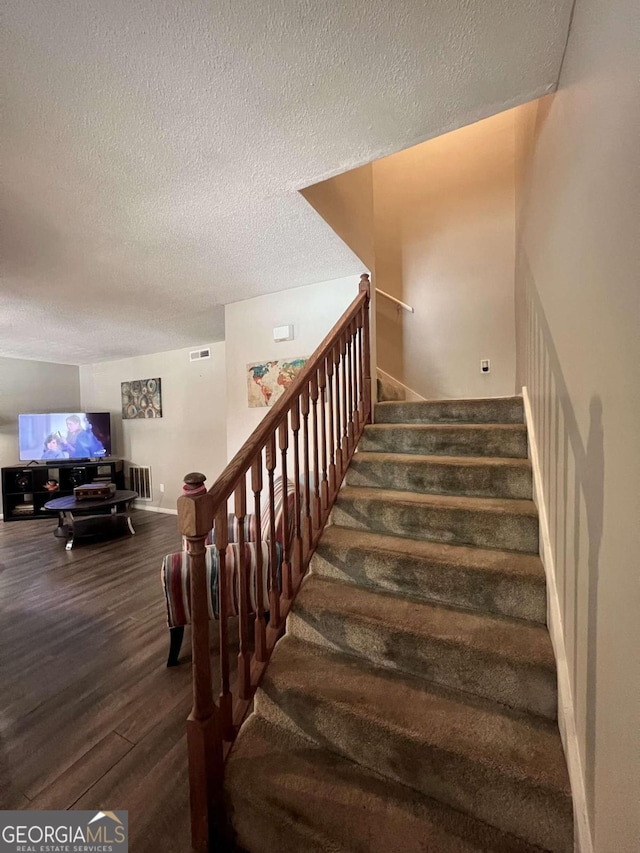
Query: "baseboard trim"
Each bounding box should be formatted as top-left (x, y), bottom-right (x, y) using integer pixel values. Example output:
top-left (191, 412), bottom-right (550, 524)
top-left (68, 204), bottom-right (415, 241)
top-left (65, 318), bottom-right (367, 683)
top-left (134, 503), bottom-right (178, 516)
top-left (522, 386), bottom-right (592, 853)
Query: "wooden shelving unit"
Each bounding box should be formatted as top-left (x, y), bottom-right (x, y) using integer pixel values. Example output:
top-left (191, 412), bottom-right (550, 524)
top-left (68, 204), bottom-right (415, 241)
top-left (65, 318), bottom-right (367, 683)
top-left (1, 460), bottom-right (124, 522)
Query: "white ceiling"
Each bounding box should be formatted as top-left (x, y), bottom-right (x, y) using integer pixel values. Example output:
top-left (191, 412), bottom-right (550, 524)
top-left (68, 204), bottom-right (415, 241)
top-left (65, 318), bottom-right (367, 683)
top-left (1, 0), bottom-right (573, 365)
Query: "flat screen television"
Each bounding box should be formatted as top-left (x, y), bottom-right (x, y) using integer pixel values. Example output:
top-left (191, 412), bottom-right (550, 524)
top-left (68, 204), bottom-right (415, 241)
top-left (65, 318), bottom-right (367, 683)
top-left (18, 413), bottom-right (112, 462)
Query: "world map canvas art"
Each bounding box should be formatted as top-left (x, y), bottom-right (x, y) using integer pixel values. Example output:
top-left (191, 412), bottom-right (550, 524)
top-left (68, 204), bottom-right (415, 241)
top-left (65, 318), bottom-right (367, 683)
top-left (247, 358), bottom-right (308, 408)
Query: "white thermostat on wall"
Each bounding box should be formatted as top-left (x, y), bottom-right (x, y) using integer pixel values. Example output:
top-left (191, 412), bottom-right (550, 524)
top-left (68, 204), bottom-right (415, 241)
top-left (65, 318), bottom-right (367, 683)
top-left (273, 324), bottom-right (294, 342)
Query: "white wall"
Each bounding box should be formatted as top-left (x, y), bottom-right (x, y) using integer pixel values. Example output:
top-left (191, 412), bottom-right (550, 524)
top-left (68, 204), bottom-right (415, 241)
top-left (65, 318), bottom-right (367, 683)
top-left (0, 357), bottom-right (81, 515)
top-left (515, 0), bottom-right (640, 849)
top-left (225, 276), bottom-right (360, 460)
top-left (373, 107), bottom-right (517, 399)
top-left (80, 344), bottom-right (226, 512)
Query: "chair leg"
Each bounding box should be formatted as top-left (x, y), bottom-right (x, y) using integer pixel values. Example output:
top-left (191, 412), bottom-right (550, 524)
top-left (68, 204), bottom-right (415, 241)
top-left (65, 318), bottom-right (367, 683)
top-left (166, 626), bottom-right (185, 667)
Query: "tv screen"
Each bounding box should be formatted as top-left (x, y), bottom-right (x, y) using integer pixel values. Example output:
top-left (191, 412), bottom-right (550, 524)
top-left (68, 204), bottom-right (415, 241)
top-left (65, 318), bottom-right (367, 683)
top-left (18, 413), bottom-right (112, 462)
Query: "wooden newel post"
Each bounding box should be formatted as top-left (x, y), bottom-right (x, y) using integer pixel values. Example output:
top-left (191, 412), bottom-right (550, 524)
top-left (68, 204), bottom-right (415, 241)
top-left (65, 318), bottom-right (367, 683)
top-left (359, 273), bottom-right (372, 424)
top-left (178, 473), bottom-right (224, 853)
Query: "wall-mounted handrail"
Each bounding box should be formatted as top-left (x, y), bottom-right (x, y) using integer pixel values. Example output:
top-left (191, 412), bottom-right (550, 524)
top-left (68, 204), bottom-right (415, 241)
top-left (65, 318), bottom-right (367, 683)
top-left (177, 273), bottom-right (372, 851)
top-left (376, 287), bottom-right (414, 313)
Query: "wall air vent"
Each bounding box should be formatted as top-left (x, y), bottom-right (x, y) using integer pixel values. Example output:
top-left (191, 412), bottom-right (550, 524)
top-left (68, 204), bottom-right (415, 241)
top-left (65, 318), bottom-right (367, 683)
top-left (129, 465), bottom-right (152, 501)
top-left (190, 348), bottom-right (211, 362)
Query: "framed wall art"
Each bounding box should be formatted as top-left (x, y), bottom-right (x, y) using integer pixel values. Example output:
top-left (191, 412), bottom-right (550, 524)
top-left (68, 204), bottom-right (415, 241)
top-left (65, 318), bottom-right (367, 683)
top-left (246, 357), bottom-right (307, 408)
top-left (121, 377), bottom-right (162, 419)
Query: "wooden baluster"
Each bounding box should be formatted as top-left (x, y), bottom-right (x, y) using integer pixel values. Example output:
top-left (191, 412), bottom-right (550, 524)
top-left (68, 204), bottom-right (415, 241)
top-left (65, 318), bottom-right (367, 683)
top-left (178, 474), bottom-right (224, 852)
top-left (290, 398), bottom-right (303, 585)
top-left (214, 502), bottom-right (234, 741)
top-left (310, 372), bottom-right (321, 531)
top-left (301, 386), bottom-right (312, 559)
top-left (360, 273), bottom-right (372, 424)
top-left (251, 456), bottom-right (267, 663)
top-left (346, 319), bottom-right (356, 445)
top-left (318, 360), bottom-right (329, 514)
top-left (278, 418), bottom-right (293, 600)
top-left (326, 355), bottom-right (337, 497)
top-left (234, 477), bottom-right (251, 700)
top-left (333, 341), bottom-right (343, 480)
top-left (346, 320), bottom-right (354, 436)
top-left (351, 319), bottom-right (360, 435)
top-left (340, 332), bottom-right (349, 466)
top-left (356, 311), bottom-right (364, 424)
top-left (265, 434), bottom-right (281, 627)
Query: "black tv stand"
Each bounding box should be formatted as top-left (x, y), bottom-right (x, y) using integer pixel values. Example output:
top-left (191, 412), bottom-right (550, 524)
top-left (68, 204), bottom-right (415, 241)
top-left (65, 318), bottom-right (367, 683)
top-left (1, 459), bottom-right (125, 522)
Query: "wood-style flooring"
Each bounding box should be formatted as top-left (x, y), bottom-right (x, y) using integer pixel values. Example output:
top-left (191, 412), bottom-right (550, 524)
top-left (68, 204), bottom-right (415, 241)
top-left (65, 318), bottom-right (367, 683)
top-left (0, 510), bottom-right (200, 852)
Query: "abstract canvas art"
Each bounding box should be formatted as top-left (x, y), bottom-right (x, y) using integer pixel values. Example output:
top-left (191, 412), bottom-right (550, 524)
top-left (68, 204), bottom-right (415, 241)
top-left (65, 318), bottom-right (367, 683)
top-left (247, 357), bottom-right (308, 407)
top-left (121, 377), bottom-right (163, 419)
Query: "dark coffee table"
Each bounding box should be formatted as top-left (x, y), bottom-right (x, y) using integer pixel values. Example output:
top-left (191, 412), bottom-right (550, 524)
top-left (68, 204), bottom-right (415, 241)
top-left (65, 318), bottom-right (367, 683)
top-left (44, 490), bottom-right (138, 550)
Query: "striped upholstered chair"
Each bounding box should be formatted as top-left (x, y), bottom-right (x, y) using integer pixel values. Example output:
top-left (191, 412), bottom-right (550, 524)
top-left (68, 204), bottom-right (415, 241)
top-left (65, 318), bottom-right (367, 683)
top-left (161, 478), bottom-right (295, 666)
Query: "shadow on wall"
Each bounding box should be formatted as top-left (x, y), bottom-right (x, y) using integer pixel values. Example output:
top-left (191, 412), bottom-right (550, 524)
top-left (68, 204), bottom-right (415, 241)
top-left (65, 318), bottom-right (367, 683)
top-left (517, 250), bottom-right (603, 833)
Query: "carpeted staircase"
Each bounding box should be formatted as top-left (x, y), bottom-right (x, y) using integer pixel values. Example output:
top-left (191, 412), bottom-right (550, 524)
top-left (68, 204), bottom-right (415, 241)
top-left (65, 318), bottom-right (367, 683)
top-left (225, 396), bottom-right (573, 852)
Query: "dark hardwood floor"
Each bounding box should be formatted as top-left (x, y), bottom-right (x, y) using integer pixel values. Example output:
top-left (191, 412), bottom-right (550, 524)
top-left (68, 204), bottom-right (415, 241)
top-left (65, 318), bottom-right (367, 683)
top-left (0, 510), bottom-right (199, 852)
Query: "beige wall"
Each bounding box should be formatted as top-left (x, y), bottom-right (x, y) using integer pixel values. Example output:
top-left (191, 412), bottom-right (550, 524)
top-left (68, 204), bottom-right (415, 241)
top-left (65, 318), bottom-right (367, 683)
top-left (300, 110), bottom-right (524, 402)
top-left (515, 0), bottom-right (640, 849)
top-left (301, 110), bottom-right (519, 401)
top-left (300, 164), bottom-right (375, 273)
top-left (79, 344), bottom-right (227, 512)
top-left (225, 275), bottom-right (360, 461)
top-left (373, 109), bottom-right (517, 399)
top-left (0, 357), bottom-right (81, 515)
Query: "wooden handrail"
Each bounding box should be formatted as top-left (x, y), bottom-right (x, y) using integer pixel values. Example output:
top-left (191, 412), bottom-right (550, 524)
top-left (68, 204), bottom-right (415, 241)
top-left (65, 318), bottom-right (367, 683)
top-left (177, 273), bottom-right (372, 851)
top-left (376, 287), bottom-right (414, 313)
top-left (202, 281), bottom-right (370, 512)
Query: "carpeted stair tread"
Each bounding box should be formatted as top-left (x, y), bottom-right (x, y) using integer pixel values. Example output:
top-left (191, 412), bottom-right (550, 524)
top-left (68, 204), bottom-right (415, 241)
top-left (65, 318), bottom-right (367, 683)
top-left (347, 451), bottom-right (533, 499)
top-left (332, 486), bottom-right (539, 553)
top-left (336, 486), bottom-right (538, 517)
top-left (253, 636), bottom-right (572, 852)
top-left (226, 715), bottom-right (551, 853)
top-left (259, 636), bottom-right (567, 788)
top-left (375, 396), bottom-right (524, 424)
top-left (311, 525), bottom-right (546, 623)
top-left (288, 576), bottom-right (556, 718)
top-left (360, 423), bottom-right (528, 458)
top-left (292, 575), bottom-right (554, 671)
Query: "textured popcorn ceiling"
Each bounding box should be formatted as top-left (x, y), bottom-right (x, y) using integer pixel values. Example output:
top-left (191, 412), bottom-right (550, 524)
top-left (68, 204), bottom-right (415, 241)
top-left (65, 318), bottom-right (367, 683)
top-left (1, 0), bottom-right (573, 364)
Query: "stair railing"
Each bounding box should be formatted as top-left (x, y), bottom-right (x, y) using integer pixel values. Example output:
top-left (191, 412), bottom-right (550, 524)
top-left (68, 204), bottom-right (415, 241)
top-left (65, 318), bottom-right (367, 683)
top-left (376, 287), bottom-right (414, 313)
top-left (177, 273), bottom-right (372, 851)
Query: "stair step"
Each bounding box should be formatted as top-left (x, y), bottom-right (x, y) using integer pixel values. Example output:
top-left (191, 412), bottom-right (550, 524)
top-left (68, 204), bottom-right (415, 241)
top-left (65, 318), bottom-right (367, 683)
top-left (252, 638), bottom-right (573, 853)
top-left (227, 715), bottom-right (553, 853)
top-left (347, 452), bottom-right (532, 499)
top-left (311, 526), bottom-right (547, 623)
top-left (360, 423), bottom-right (528, 457)
top-left (332, 487), bottom-right (539, 553)
top-left (288, 576), bottom-right (557, 718)
top-left (375, 396), bottom-right (524, 424)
